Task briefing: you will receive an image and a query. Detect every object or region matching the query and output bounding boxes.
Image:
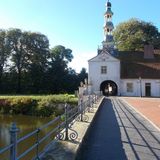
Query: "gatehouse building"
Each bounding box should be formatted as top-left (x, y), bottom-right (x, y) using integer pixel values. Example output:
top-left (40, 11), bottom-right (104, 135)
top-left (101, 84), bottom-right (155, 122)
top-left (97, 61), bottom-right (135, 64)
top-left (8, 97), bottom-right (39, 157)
top-left (88, 1), bottom-right (160, 97)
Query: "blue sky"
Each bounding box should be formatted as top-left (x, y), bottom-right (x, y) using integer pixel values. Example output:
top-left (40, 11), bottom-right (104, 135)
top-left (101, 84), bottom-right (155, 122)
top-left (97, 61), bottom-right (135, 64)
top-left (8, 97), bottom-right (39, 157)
top-left (0, 0), bottom-right (159, 72)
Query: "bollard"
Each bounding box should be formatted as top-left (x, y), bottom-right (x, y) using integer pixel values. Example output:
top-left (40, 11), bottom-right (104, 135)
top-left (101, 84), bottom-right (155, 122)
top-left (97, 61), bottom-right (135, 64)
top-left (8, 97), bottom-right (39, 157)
top-left (65, 103), bottom-right (69, 140)
top-left (10, 123), bottom-right (19, 160)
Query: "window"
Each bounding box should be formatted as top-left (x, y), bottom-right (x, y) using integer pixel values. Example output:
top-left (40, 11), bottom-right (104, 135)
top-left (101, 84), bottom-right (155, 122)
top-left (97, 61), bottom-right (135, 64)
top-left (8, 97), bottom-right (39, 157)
top-left (101, 66), bottom-right (107, 74)
top-left (126, 83), bottom-right (133, 92)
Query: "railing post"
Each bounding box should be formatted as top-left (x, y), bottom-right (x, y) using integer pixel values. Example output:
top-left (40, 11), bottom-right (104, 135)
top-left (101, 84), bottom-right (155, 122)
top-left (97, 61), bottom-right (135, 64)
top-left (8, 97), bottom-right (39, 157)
top-left (83, 101), bottom-right (85, 114)
top-left (91, 95), bottom-right (94, 107)
top-left (65, 103), bottom-right (69, 140)
top-left (94, 94), bottom-right (97, 104)
top-left (80, 99), bottom-right (83, 121)
top-left (88, 95), bottom-right (91, 112)
top-left (36, 129), bottom-right (40, 160)
top-left (10, 123), bottom-right (19, 160)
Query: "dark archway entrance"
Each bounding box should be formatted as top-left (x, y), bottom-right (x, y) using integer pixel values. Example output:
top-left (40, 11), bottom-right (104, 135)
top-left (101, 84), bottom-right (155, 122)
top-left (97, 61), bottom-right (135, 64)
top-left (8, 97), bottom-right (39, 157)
top-left (100, 80), bottom-right (118, 96)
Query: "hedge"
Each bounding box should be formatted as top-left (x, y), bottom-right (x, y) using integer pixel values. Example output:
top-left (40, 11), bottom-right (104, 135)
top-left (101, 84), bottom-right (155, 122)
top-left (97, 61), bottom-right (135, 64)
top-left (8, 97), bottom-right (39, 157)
top-left (0, 95), bottom-right (78, 117)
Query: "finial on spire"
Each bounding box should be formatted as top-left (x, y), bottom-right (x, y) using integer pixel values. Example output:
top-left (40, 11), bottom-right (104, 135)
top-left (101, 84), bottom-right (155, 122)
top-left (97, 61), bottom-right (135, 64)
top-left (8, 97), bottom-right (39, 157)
top-left (107, 0), bottom-right (111, 7)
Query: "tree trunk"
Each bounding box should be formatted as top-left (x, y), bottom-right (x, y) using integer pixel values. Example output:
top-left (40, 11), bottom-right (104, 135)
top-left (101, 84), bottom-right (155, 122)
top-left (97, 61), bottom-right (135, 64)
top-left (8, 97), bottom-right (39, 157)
top-left (0, 67), bottom-right (3, 93)
top-left (17, 68), bottom-right (21, 94)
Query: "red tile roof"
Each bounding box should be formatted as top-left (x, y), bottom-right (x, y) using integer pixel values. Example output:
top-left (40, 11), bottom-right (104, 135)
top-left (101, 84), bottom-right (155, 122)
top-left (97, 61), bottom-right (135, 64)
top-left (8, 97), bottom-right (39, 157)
top-left (117, 51), bottom-right (160, 79)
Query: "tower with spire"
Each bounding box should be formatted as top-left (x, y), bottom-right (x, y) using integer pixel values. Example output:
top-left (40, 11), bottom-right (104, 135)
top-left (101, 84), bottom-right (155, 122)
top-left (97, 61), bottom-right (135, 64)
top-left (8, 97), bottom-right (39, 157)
top-left (88, 0), bottom-right (160, 97)
top-left (102, 0), bottom-right (114, 52)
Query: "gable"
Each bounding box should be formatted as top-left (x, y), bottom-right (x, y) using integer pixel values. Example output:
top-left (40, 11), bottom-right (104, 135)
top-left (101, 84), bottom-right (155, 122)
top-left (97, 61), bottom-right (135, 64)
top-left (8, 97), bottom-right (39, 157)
top-left (88, 50), bottom-right (119, 63)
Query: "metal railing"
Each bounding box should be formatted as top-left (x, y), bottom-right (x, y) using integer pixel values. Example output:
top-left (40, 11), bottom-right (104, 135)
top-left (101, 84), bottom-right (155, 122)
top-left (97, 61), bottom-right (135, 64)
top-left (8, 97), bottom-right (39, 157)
top-left (0, 94), bottom-right (99, 160)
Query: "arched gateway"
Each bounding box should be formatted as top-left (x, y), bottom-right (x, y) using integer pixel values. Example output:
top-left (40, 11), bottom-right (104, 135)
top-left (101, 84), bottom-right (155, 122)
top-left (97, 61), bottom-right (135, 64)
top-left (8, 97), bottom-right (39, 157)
top-left (100, 80), bottom-right (118, 96)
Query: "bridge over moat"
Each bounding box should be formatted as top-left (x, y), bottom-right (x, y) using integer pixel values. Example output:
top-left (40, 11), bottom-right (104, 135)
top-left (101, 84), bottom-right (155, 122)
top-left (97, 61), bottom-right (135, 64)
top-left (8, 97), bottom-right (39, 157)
top-left (1, 97), bottom-right (160, 160)
top-left (76, 97), bottom-right (160, 160)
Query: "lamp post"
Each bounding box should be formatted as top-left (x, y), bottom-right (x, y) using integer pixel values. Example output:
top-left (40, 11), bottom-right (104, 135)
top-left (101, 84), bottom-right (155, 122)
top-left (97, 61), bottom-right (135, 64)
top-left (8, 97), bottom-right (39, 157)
top-left (139, 77), bottom-right (142, 97)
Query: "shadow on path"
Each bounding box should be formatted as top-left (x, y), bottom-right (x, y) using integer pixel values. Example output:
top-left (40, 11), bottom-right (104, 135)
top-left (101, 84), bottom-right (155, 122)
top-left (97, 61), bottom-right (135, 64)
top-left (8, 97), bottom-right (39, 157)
top-left (114, 98), bottom-right (160, 160)
top-left (76, 98), bottom-right (127, 160)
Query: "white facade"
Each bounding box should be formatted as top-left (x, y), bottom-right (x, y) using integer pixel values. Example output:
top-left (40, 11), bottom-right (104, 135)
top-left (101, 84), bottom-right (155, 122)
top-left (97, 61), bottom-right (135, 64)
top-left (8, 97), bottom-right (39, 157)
top-left (88, 52), bottom-right (160, 97)
top-left (121, 79), bottom-right (160, 97)
top-left (88, 51), bottom-right (120, 95)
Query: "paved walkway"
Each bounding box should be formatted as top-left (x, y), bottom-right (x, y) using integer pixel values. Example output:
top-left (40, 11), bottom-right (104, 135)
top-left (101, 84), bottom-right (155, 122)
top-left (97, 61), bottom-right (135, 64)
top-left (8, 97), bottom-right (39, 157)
top-left (76, 97), bottom-right (160, 160)
top-left (122, 97), bottom-right (160, 129)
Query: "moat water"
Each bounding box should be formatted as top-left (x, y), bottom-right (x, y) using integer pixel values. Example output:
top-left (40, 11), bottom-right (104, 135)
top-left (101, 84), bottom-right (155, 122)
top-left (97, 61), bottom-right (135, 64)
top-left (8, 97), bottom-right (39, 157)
top-left (0, 114), bottom-right (53, 160)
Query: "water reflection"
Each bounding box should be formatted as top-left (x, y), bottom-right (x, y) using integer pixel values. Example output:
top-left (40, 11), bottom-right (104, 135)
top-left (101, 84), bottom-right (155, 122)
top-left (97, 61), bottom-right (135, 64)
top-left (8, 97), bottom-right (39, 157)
top-left (0, 114), bottom-right (53, 160)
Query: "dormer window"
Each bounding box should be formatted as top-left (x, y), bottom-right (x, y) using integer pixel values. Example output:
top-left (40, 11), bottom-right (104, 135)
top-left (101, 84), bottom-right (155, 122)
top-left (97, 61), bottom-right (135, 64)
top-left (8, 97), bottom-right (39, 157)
top-left (101, 66), bottom-right (107, 74)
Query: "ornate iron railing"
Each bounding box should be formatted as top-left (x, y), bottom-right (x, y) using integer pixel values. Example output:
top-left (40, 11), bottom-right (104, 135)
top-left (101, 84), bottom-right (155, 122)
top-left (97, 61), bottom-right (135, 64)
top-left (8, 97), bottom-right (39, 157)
top-left (0, 94), bottom-right (99, 160)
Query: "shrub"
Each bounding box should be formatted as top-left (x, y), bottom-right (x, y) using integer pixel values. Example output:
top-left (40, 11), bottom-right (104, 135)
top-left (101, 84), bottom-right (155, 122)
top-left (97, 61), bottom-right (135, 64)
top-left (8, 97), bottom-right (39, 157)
top-left (0, 99), bottom-right (11, 114)
top-left (36, 98), bottom-right (56, 117)
top-left (0, 95), bottom-right (78, 117)
top-left (10, 98), bottom-right (37, 115)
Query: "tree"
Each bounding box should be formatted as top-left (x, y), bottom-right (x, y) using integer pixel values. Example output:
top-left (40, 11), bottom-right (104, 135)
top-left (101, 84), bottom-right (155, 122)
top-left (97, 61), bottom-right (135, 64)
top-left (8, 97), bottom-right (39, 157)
top-left (0, 28), bottom-right (82, 94)
top-left (63, 68), bottom-right (79, 93)
top-left (26, 32), bottom-right (49, 93)
top-left (7, 29), bottom-right (29, 93)
top-left (48, 45), bottom-right (73, 93)
top-left (78, 68), bottom-right (88, 84)
top-left (113, 18), bottom-right (160, 51)
top-left (6, 29), bottom-right (50, 94)
top-left (0, 29), bottom-right (11, 92)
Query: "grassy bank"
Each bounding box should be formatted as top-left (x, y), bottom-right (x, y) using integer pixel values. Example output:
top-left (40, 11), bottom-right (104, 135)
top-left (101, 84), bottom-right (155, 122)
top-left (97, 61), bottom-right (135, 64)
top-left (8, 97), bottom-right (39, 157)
top-left (0, 94), bottom-right (78, 117)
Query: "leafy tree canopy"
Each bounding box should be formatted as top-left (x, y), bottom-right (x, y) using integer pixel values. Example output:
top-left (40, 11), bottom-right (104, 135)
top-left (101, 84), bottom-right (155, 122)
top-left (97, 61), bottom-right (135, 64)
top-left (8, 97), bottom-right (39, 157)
top-left (78, 68), bottom-right (88, 84)
top-left (50, 45), bottom-right (73, 63)
top-left (113, 18), bottom-right (160, 51)
top-left (0, 28), bottom-right (87, 94)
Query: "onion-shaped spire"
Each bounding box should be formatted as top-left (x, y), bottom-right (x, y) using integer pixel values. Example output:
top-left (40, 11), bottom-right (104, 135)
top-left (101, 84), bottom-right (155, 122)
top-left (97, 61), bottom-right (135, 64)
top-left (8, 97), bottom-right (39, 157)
top-left (107, 1), bottom-right (111, 8)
